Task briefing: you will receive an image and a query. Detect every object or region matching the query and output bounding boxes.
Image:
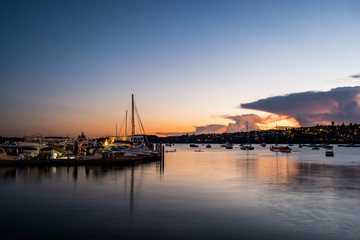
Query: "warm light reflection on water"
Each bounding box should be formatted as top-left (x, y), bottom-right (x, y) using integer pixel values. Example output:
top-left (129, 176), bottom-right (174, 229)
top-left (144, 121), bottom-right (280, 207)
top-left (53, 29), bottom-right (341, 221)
top-left (1, 144), bottom-right (360, 239)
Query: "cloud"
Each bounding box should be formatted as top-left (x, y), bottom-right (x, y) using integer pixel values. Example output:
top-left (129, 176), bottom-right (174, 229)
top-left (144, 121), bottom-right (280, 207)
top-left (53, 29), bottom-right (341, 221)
top-left (195, 124), bottom-right (227, 134)
top-left (158, 113), bottom-right (300, 136)
top-left (192, 114), bottom-right (298, 134)
top-left (241, 86), bottom-right (360, 126)
top-left (225, 114), bottom-right (264, 132)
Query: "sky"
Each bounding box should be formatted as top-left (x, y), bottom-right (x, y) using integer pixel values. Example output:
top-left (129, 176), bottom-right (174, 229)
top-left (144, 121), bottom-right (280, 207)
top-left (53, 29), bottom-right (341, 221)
top-left (1, 0), bottom-right (360, 137)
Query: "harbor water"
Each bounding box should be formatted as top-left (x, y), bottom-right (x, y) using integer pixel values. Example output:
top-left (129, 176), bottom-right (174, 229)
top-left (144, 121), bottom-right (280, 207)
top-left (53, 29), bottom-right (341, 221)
top-left (1, 144), bottom-right (360, 239)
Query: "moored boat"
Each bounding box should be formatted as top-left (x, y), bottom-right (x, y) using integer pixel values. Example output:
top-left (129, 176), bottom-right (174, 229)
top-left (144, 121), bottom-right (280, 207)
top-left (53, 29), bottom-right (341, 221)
top-left (325, 150), bottom-right (334, 157)
top-left (270, 145), bottom-right (280, 152)
top-left (279, 146), bottom-right (292, 153)
top-left (225, 142), bottom-right (233, 149)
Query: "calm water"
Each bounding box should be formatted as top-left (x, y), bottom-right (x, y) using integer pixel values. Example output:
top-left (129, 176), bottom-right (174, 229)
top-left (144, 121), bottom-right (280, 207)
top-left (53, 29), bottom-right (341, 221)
top-left (1, 144), bottom-right (360, 240)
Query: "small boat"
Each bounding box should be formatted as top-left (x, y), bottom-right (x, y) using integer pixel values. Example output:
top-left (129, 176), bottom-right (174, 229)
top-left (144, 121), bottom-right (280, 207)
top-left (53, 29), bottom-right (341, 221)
top-left (241, 121), bottom-right (254, 150)
top-left (165, 143), bottom-right (172, 147)
top-left (190, 144), bottom-right (199, 148)
top-left (260, 143), bottom-right (266, 147)
top-left (298, 144), bottom-right (303, 148)
top-left (312, 147), bottom-right (320, 150)
top-left (194, 149), bottom-right (202, 152)
top-left (279, 146), bottom-right (292, 153)
top-left (225, 142), bottom-right (233, 149)
top-left (206, 144), bottom-right (211, 148)
top-left (325, 150), bottom-right (334, 157)
top-left (322, 144), bottom-right (333, 149)
top-left (270, 145), bottom-right (280, 152)
top-left (240, 144), bottom-right (254, 150)
top-left (165, 149), bottom-right (176, 153)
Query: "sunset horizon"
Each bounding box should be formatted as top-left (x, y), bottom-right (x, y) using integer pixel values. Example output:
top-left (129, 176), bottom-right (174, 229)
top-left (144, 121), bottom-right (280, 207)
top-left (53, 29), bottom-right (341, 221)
top-left (2, 1), bottom-right (360, 138)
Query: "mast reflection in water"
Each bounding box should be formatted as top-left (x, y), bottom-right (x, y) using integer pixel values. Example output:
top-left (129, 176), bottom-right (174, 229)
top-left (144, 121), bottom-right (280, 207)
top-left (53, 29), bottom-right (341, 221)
top-left (1, 144), bottom-right (360, 240)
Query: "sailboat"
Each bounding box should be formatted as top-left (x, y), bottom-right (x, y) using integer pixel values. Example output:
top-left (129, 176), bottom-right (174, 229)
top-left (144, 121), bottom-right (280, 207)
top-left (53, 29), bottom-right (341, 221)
top-left (269, 125), bottom-right (292, 153)
top-left (104, 94), bottom-right (158, 158)
top-left (240, 122), bottom-right (254, 150)
top-left (270, 124), bottom-right (280, 152)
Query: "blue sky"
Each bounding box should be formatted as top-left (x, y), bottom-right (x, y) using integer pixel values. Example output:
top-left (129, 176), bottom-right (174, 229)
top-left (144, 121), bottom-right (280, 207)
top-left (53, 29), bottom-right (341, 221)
top-left (1, 0), bottom-right (360, 137)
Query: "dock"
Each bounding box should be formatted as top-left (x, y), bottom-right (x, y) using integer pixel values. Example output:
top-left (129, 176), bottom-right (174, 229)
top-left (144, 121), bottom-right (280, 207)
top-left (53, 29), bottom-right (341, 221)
top-left (0, 155), bottom-right (162, 167)
top-left (0, 143), bottom-right (165, 167)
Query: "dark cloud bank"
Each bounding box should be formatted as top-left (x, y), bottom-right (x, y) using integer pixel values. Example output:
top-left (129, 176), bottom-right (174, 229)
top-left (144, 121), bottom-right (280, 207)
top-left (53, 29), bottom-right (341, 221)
top-left (157, 86), bottom-right (360, 136)
top-left (241, 86), bottom-right (360, 126)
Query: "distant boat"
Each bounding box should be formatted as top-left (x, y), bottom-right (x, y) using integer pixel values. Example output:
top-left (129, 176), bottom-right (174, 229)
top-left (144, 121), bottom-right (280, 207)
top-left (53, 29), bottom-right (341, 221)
top-left (225, 142), bottom-right (233, 149)
top-left (206, 144), bottom-right (211, 148)
top-left (270, 124), bottom-right (280, 152)
top-left (241, 121), bottom-right (254, 150)
top-left (279, 146), bottom-right (292, 153)
top-left (165, 149), bottom-right (176, 153)
top-left (308, 144), bottom-right (320, 148)
top-left (325, 150), bottom-right (334, 157)
top-left (190, 144), bottom-right (199, 148)
top-left (298, 144), bottom-right (303, 148)
top-left (165, 143), bottom-right (172, 147)
top-left (240, 144), bottom-right (254, 150)
top-left (260, 143), bottom-right (266, 147)
top-left (312, 146), bottom-right (320, 150)
top-left (322, 144), bottom-right (333, 149)
top-left (194, 149), bottom-right (202, 152)
top-left (270, 145), bottom-right (280, 152)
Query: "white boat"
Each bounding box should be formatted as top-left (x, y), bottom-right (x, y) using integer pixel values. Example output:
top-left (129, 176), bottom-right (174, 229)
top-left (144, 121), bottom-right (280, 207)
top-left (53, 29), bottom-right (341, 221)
top-left (0, 145), bottom-right (21, 160)
top-left (103, 94), bottom-right (158, 159)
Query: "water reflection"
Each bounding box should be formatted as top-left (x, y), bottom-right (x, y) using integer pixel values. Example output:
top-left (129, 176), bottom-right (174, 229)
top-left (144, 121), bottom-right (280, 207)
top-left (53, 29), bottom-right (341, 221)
top-left (1, 148), bottom-right (360, 239)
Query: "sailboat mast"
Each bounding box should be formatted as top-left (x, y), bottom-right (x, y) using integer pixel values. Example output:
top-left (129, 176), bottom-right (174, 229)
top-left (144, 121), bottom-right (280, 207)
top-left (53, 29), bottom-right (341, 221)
top-left (131, 94), bottom-right (135, 136)
top-left (125, 110), bottom-right (128, 136)
top-left (247, 121), bottom-right (250, 145)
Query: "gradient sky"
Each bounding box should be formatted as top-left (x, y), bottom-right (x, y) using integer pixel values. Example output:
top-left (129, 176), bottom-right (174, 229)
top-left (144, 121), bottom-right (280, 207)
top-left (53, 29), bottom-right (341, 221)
top-left (1, 0), bottom-right (360, 137)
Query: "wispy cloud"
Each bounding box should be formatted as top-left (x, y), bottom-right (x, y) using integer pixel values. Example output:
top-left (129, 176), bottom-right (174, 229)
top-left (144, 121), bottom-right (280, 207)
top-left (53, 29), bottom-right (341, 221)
top-left (241, 86), bottom-right (360, 126)
top-left (327, 73), bottom-right (360, 85)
